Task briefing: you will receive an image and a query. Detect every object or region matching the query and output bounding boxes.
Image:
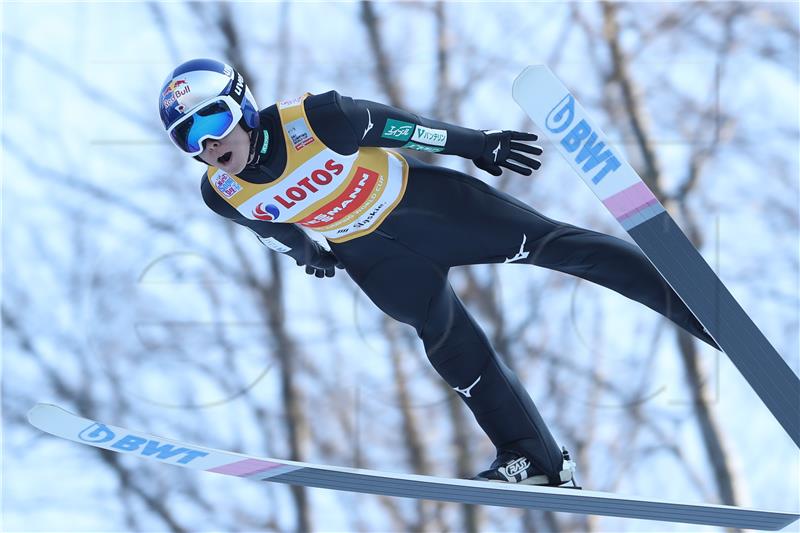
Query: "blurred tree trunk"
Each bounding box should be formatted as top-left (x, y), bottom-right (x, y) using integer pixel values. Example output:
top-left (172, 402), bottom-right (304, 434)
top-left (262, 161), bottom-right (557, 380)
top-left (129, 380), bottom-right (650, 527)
top-left (360, 0), bottom-right (404, 107)
top-left (261, 253), bottom-right (312, 532)
top-left (432, 3), bottom-right (483, 531)
top-left (386, 319), bottom-right (450, 531)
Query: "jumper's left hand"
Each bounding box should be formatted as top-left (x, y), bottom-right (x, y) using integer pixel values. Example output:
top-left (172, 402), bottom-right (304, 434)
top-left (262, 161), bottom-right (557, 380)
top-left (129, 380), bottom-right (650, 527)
top-left (297, 241), bottom-right (344, 278)
top-left (473, 130), bottom-right (543, 176)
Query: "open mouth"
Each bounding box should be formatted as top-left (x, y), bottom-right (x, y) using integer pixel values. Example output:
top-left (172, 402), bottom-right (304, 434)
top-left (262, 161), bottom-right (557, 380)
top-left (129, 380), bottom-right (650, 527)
top-left (217, 151), bottom-right (232, 165)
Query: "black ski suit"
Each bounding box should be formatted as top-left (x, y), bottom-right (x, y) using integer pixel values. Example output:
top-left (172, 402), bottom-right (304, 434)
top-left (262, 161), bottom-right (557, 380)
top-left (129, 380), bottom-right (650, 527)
top-left (201, 91), bottom-right (718, 482)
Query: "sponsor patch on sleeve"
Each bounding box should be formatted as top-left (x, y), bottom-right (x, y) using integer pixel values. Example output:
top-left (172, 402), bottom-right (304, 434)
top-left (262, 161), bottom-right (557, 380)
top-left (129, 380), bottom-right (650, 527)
top-left (286, 118), bottom-right (315, 150)
top-left (381, 119), bottom-right (415, 141)
top-left (213, 172), bottom-right (243, 198)
top-left (258, 236), bottom-right (292, 253)
top-left (402, 141), bottom-right (444, 153)
top-left (411, 125), bottom-right (447, 146)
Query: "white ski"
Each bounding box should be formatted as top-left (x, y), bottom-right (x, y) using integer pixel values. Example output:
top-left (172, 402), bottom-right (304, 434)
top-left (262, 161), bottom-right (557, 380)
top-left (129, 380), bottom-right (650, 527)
top-left (512, 65), bottom-right (800, 448)
top-left (28, 404), bottom-right (799, 530)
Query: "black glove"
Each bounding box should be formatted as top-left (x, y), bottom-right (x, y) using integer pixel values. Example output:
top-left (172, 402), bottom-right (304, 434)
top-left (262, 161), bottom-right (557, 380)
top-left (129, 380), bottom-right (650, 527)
top-left (473, 130), bottom-right (543, 176)
top-left (296, 241), bottom-right (344, 278)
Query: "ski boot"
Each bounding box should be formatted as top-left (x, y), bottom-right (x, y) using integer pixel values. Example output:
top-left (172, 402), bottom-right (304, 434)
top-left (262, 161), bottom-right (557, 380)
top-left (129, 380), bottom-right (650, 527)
top-left (472, 447), bottom-right (580, 488)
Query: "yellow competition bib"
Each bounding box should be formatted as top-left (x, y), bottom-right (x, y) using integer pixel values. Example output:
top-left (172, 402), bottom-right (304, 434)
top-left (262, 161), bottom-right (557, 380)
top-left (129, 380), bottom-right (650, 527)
top-left (207, 94), bottom-right (408, 243)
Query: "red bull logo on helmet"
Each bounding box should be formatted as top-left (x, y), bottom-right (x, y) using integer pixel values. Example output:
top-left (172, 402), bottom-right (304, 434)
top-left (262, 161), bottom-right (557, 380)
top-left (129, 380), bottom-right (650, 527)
top-left (161, 79), bottom-right (191, 110)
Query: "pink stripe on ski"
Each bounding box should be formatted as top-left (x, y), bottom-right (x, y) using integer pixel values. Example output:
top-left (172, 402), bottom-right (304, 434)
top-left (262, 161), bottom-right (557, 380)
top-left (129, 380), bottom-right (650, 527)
top-left (208, 458), bottom-right (285, 477)
top-left (602, 182), bottom-right (658, 220)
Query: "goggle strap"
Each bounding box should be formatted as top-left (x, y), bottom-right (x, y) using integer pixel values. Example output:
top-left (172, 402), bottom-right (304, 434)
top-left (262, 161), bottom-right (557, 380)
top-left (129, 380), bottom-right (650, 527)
top-left (228, 68), bottom-right (246, 107)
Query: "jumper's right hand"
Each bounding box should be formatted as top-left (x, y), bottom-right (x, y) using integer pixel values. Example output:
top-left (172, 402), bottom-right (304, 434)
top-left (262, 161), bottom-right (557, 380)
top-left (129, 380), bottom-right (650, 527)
top-left (296, 242), bottom-right (344, 278)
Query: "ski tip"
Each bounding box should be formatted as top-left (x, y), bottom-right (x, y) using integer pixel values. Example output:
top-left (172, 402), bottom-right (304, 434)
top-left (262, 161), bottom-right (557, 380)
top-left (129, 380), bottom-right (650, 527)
top-left (512, 65), bottom-right (551, 101)
top-left (27, 403), bottom-right (62, 431)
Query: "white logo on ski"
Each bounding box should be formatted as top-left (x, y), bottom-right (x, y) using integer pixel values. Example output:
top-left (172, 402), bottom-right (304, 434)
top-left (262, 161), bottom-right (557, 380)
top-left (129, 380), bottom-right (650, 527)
top-left (362, 108), bottom-right (374, 140)
top-left (492, 140), bottom-right (502, 162)
top-left (504, 234), bottom-right (530, 263)
top-left (454, 375), bottom-right (481, 398)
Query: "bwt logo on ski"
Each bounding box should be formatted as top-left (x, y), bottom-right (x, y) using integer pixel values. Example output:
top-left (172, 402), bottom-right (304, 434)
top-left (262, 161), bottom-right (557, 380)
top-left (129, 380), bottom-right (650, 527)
top-left (545, 94), bottom-right (621, 184)
top-left (79, 423), bottom-right (209, 465)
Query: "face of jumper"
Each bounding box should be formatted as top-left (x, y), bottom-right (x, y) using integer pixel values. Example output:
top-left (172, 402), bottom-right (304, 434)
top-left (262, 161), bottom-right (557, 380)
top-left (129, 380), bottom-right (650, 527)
top-left (198, 123), bottom-right (253, 175)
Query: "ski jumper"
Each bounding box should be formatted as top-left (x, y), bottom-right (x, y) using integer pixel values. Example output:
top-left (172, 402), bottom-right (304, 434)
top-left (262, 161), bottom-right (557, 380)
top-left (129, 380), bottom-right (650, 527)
top-left (201, 91), bottom-right (719, 481)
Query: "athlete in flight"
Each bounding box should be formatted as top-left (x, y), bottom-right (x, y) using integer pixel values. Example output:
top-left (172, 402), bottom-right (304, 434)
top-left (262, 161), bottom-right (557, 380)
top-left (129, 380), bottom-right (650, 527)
top-left (159, 59), bottom-right (718, 486)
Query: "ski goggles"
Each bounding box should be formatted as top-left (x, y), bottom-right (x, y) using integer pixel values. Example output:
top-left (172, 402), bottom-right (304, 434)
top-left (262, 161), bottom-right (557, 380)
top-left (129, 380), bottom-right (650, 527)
top-left (167, 94), bottom-right (243, 156)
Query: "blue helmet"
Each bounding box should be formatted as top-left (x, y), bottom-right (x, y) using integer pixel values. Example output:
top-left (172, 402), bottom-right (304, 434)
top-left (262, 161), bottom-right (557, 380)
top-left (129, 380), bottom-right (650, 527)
top-left (159, 58), bottom-right (259, 155)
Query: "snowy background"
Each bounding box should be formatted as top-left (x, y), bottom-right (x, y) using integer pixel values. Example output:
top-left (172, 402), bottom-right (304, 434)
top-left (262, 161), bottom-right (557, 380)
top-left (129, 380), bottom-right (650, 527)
top-left (2, 2), bottom-right (799, 532)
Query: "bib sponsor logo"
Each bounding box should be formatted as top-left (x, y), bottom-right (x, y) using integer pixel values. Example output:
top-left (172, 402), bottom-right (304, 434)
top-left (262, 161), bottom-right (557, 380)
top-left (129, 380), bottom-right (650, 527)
top-left (79, 423), bottom-right (209, 465)
top-left (381, 119), bottom-right (414, 141)
top-left (411, 125), bottom-right (447, 146)
top-left (253, 203), bottom-right (280, 221)
top-left (161, 79), bottom-right (191, 110)
top-left (214, 172), bottom-right (242, 199)
top-left (545, 94), bottom-right (621, 184)
top-left (337, 199), bottom-right (388, 234)
top-left (299, 167), bottom-right (380, 227)
top-left (278, 95), bottom-right (303, 109)
top-left (286, 118), bottom-right (315, 150)
top-left (254, 159), bottom-right (345, 219)
top-left (403, 141), bottom-right (444, 153)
